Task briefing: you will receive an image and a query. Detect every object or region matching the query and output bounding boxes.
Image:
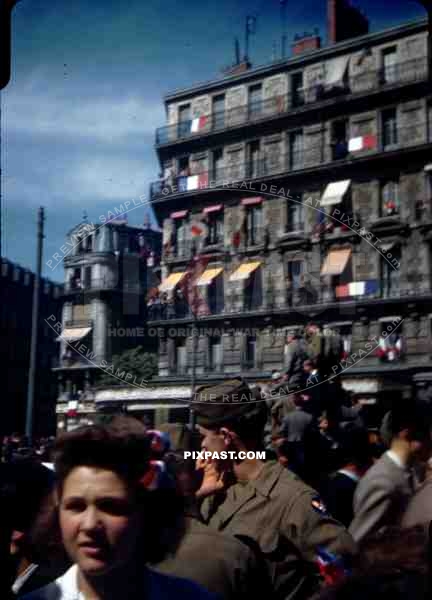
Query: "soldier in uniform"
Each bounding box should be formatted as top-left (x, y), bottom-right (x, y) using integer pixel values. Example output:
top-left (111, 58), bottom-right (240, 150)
top-left (194, 379), bottom-right (356, 600)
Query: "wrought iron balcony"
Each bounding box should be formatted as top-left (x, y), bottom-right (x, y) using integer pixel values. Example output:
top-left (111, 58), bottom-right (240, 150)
top-left (155, 57), bottom-right (427, 146)
top-left (151, 121), bottom-right (431, 201)
top-left (64, 278), bottom-right (142, 293)
top-left (147, 280), bottom-right (432, 322)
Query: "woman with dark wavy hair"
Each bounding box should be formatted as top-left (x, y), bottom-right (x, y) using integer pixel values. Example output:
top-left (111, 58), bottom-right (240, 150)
top-left (20, 422), bottom-right (216, 600)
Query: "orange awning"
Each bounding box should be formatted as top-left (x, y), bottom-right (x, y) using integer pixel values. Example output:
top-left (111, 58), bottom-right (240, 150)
top-left (159, 272), bottom-right (185, 292)
top-left (321, 248), bottom-right (351, 276)
top-left (229, 261), bottom-right (261, 282)
top-left (196, 267), bottom-right (223, 286)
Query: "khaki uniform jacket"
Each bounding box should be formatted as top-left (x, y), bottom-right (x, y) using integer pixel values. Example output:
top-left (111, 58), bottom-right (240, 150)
top-left (201, 461), bottom-right (356, 600)
top-left (154, 517), bottom-right (270, 600)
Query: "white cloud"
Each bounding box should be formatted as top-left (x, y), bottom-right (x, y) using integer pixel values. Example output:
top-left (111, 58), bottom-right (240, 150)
top-left (3, 88), bottom-right (164, 142)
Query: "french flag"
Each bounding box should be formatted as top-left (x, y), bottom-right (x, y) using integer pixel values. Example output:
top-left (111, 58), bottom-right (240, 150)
top-left (191, 116), bottom-right (208, 133)
top-left (348, 135), bottom-right (377, 152)
top-left (187, 172), bottom-right (209, 191)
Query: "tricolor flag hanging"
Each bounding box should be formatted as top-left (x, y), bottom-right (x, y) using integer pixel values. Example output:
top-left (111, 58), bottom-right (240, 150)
top-left (186, 172), bottom-right (209, 191)
top-left (348, 135), bottom-right (377, 152)
top-left (191, 115), bottom-right (208, 133)
top-left (335, 280), bottom-right (379, 298)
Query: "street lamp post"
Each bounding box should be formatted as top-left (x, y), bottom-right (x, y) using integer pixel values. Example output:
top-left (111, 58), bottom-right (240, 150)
top-left (25, 206), bottom-right (45, 442)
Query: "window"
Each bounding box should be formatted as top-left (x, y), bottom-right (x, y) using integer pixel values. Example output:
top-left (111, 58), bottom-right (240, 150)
top-left (287, 198), bottom-right (304, 232)
top-left (208, 272), bottom-right (224, 314)
top-left (382, 47), bottom-right (397, 84)
top-left (175, 219), bottom-right (188, 257)
top-left (84, 234), bottom-right (93, 252)
top-left (178, 104), bottom-right (191, 138)
top-left (291, 72), bottom-right (304, 107)
top-left (248, 84), bottom-right (262, 118)
top-left (289, 130), bottom-right (303, 170)
top-left (287, 260), bottom-right (303, 290)
top-left (381, 180), bottom-right (400, 217)
top-left (84, 266), bottom-right (92, 288)
top-left (206, 212), bottom-right (223, 245)
top-left (382, 108), bottom-right (398, 148)
top-left (212, 148), bottom-right (224, 183)
top-left (381, 246), bottom-right (401, 298)
top-left (247, 140), bottom-right (261, 178)
top-left (178, 156), bottom-right (190, 176)
top-left (212, 94), bottom-right (225, 130)
top-left (245, 335), bottom-right (256, 369)
top-left (175, 339), bottom-right (187, 374)
top-left (323, 324), bottom-right (352, 360)
top-left (331, 119), bottom-right (349, 160)
top-left (246, 205), bottom-right (263, 246)
top-left (209, 336), bottom-right (222, 371)
top-left (245, 267), bottom-right (263, 310)
top-left (70, 268), bottom-right (82, 290)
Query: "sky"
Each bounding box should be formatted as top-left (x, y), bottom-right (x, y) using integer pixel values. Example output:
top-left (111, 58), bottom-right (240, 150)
top-left (1, 0), bottom-right (425, 281)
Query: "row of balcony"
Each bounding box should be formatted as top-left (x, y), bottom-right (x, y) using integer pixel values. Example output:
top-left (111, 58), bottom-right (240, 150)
top-left (65, 277), bottom-right (143, 294)
top-left (155, 57), bottom-right (427, 145)
top-left (151, 121), bottom-right (431, 199)
top-left (147, 282), bottom-right (432, 322)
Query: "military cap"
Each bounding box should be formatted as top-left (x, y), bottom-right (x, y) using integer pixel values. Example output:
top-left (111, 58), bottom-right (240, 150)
top-left (194, 378), bottom-right (267, 428)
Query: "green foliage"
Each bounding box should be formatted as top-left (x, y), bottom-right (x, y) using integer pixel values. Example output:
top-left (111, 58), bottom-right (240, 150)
top-left (97, 347), bottom-right (158, 387)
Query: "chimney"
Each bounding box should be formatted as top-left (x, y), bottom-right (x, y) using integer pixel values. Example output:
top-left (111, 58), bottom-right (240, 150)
top-left (222, 60), bottom-right (252, 76)
top-left (328, 0), bottom-right (369, 44)
top-left (292, 34), bottom-right (321, 56)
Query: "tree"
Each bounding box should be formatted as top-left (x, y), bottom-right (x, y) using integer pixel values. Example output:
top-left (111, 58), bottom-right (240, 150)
top-left (97, 347), bottom-right (158, 387)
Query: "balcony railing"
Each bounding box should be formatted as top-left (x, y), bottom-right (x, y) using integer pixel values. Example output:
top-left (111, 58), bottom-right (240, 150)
top-left (151, 121), bottom-right (431, 200)
top-left (65, 278), bottom-right (142, 293)
top-left (155, 57), bottom-right (427, 145)
top-left (147, 282), bottom-right (432, 321)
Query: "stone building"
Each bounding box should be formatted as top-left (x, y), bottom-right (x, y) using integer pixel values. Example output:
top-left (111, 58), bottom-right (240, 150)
top-left (1, 258), bottom-right (63, 435)
top-left (53, 218), bottom-right (162, 431)
top-left (101, 12), bottom-right (432, 426)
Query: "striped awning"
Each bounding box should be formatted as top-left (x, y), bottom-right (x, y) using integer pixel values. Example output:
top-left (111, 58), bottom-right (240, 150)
top-left (56, 327), bottom-right (92, 342)
top-left (320, 180), bottom-right (351, 207)
top-left (229, 261), bottom-right (261, 282)
top-left (196, 267), bottom-right (223, 286)
top-left (203, 204), bottom-right (223, 214)
top-left (321, 248), bottom-right (351, 276)
top-left (170, 210), bottom-right (188, 219)
top-left (241, 197), bottom-right (262, 206)
top-left (159, 272), bottom-right (185, 292)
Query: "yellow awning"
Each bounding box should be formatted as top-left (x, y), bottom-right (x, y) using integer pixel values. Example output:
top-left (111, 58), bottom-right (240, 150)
top-left (229, 261), bottom-right (261, 282)
top-left (56, 327), bottom-right (92, 342)
top-left (159, 272), bottom-right (185, 292)
top-left (196, 267), bottom-right (223, 286)
top-left (321, 248), bottom-right (351, 276)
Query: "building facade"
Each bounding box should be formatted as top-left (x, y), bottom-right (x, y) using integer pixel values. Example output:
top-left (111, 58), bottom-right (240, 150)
top-left (1, 258), bottom-right (63, 435)
top-left (53, 219), bottom-right (161, 431)
top-left (124, 15), bottom-right (432, 426)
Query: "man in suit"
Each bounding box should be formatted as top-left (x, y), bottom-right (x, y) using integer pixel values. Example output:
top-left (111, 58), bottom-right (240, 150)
top-left (349, 405), bottom-right (432, 543)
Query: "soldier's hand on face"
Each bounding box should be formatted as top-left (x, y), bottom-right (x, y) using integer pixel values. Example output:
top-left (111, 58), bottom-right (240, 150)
top-left (195, 457), bottom-right (228, 498)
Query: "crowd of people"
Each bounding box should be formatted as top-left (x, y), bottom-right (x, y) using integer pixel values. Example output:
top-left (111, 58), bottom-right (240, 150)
top-left (1, 375), bottom-right (432, 599)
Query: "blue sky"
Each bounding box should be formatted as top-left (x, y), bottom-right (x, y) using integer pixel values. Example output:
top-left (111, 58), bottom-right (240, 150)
top-left (1, 0), bottom-right (425, 281)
